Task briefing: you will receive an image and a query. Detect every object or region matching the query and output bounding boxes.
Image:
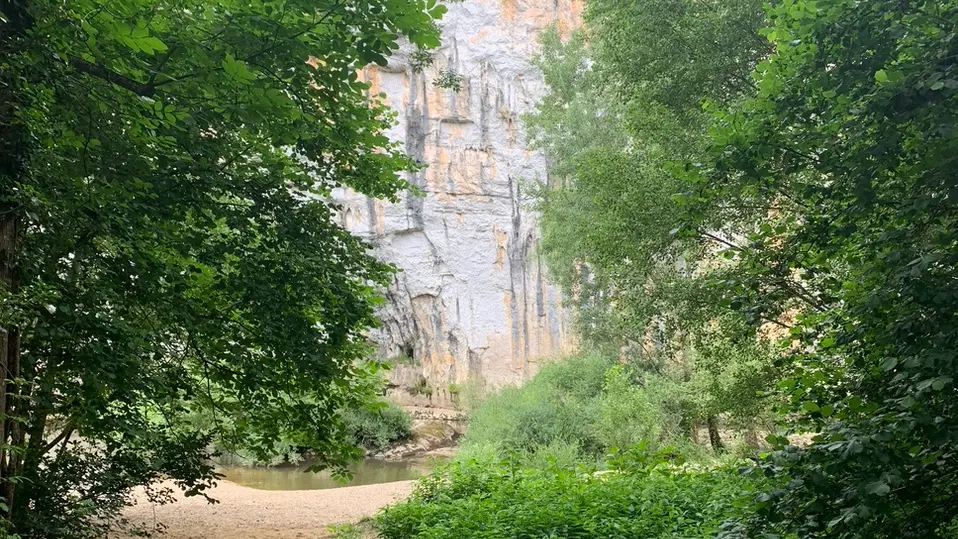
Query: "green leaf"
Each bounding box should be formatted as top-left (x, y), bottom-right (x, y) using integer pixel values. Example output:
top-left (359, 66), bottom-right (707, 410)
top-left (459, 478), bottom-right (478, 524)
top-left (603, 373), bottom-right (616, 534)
top-left (865, 481), bottom-right (890, 496)
top-left (140, 36), bottom-right (168, 54)
top-left (765, 434), bottom-right (790, 447)
top-left (671, 193), bottom-right (691, 205)
top-left (222, 53), bottom-right (256, 83)
top-left (802, 401), bottom-right (820, 413)
top-left (848, 396), bottom-right (862, 410)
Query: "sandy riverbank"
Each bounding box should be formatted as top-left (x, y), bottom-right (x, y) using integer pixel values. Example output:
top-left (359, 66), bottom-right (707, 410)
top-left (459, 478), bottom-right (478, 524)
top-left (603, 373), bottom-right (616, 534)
top-left (118, 479), bottom-right (415, 539)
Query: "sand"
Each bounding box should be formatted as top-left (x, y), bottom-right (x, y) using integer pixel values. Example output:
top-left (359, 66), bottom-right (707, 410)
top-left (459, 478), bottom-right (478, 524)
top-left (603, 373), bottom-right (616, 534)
top-left (118, 479), bottom-right (415, 539)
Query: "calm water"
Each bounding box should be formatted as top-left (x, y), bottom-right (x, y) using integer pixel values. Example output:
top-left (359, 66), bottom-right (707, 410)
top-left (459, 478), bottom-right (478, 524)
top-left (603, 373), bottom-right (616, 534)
top-left (219, 457), bottom-right (439, 491)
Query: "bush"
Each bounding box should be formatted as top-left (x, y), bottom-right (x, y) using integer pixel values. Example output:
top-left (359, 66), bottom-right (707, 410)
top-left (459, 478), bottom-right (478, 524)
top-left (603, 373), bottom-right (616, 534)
top-left (463, 353), bottom-right (697, 462)
top-left (377, 454), bottom-right (759, 539)
top-left (462, 354), bottom-right (612, 457)
top-left (598, 365), bottom-right (672, 451)
top-left (341, 401), bottom-right (413, 451)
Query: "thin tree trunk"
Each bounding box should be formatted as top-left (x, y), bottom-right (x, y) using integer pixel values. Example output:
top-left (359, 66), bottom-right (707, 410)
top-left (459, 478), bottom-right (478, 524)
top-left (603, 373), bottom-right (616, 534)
top-left (0, 0), bottom-right (35, 524)
top-left (11, 408), bottom-right (47, 525)
top-left (0, 212), bottom-right (20, 520)
top-left (707, 415), bottom-right (723, 451)
top-left (0, 329), bottom-right (7, 482)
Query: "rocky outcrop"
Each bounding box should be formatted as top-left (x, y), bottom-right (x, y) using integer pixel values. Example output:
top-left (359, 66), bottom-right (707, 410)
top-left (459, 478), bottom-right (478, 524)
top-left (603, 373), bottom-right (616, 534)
top-left (333, 0), bottom-right (582, 406)
top-left (373, 420), bottom-right (462, 460)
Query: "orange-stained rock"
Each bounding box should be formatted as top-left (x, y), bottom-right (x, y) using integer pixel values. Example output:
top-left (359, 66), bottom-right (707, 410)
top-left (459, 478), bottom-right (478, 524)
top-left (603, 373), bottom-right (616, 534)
top-left (332, 0), bottom-right (581, 405)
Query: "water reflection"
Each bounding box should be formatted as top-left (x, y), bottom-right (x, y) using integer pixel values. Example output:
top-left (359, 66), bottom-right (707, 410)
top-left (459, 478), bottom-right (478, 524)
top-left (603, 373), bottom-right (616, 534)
top-left (219, 457), bottom-right (439, 491)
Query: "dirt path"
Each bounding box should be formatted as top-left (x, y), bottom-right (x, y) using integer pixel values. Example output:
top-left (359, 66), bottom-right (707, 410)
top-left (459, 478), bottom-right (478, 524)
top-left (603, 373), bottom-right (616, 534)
top-left (119, 479), bottom-right (415, 539)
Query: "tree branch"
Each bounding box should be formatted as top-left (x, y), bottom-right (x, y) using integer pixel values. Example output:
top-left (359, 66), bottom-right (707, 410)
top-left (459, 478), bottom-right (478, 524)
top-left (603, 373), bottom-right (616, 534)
top-left (41, 422), bottom-right (73, 456)
top-left (698, 230), bottom-right (746, 252)
top-left (69, 57), bottom-right (155, 97)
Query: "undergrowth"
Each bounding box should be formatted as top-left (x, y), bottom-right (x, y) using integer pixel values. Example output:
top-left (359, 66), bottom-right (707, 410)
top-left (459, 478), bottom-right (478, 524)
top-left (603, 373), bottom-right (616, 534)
top-left (461, 353), bottom-right (695, 463)
top-left (377, 445), bottom-right (761, 539)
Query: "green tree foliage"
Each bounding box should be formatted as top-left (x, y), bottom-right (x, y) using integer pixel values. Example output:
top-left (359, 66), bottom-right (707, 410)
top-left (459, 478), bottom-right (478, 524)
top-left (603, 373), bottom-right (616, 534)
top-left (0, 0), bottom-right (445, 535)
top-left (526, 0), bottom-right (776, 445)
top-left (670, 0), bottom-right (958, 536)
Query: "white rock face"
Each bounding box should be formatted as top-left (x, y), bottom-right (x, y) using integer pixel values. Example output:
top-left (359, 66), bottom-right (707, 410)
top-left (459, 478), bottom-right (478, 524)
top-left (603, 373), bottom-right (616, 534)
top-left (333, 0), bottom-right (582, 405)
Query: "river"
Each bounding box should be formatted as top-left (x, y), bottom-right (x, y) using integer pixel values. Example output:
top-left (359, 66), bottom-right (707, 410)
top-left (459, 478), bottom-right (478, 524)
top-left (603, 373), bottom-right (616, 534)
top-left (217, 456), bottom-right (441, 491)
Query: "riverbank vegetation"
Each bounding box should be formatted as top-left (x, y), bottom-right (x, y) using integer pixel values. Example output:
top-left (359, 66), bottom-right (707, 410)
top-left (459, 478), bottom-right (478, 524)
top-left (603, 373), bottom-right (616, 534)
top-left (377, 353), bottom-right (766, 538)
top-left (381, 0), bottom-right (958, 537)
top-left (458, 354), bottom-right (763, 462)
top-left (379, 450), bottom-right (759, 539)
top-left (342, 401), bottom-right (414, 452)
top-left (198, 399), bottom-right (414, 467)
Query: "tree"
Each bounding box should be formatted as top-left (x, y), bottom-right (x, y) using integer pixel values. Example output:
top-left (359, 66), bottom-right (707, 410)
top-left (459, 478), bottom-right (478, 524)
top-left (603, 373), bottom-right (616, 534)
top-left (525, 0), bottom-right (774, 446)
top-left (668, 0), bottom-right (958, 536)
top-left (0, 0), bottom-right (445, 535)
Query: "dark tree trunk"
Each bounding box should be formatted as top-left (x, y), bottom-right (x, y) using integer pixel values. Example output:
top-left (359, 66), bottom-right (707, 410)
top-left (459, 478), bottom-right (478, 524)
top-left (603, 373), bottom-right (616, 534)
top-left (11, 408), bottom-right (47, 526)
top-left (0, 0), bottom-right (35, 524)
top-left (0, 201), bottom-right (23, 524)
top-left (707, 415), bottom-right (724, 451)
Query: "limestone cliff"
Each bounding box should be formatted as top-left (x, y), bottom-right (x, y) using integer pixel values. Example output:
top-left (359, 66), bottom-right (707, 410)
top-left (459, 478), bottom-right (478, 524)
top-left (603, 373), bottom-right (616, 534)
top-left (333, 0), bottom-right (582, 405)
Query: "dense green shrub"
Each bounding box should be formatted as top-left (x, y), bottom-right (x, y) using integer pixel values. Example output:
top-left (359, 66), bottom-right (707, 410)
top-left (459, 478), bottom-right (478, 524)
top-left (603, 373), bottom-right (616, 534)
top-left (597, 365), bottom-right (680, 451)
top-left (377, 454), bottom-right (759, 539)
top-left (341, 401), bottom-right (413, 451)
top-left (463, 353), bottom-right (708, 462)
top-left (377, 356), bottom-right (763, 539)
top-left (462, 354), bottom-right (611, 456)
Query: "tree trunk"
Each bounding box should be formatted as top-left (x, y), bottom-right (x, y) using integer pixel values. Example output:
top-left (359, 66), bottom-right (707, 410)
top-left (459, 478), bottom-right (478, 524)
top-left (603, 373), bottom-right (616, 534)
top-left (0, 212), bottom-right (21, 522)
top-left (11, 408), bottom-right (47, 526)
top-left (0, 0), bottom-right (35, 524)
top-left (707, 415), bottom-right (724, 451)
